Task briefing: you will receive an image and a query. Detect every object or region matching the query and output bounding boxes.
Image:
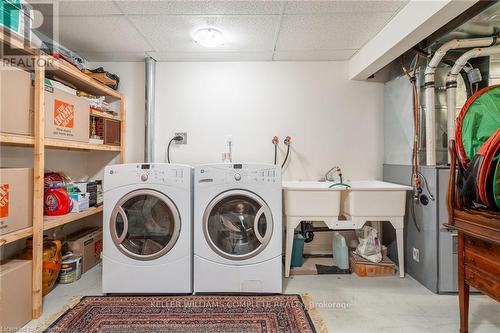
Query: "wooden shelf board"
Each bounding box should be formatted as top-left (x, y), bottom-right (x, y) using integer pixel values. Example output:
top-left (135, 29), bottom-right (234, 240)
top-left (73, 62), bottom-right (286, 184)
top-left (0, 134), bottom-right (121, 152)
top-left (0, 207), bottom-right (104, 246)
top-left (0, 133), bottom-right (35, 147)
top-left (0, 27), bottom-right (37, 58)
top-left (43, 56), bottom-right (122, 101)
top-left (0, 227), bottom-right (33, 246)
top-left (45, 138), bottom-right (121, 152)
top-left (43, 206), bottom-right (103, 231)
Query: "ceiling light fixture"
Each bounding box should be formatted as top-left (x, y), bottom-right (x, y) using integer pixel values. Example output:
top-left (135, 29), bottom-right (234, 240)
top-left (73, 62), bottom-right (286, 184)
top-left (193, 28), bottom-right (225, 48)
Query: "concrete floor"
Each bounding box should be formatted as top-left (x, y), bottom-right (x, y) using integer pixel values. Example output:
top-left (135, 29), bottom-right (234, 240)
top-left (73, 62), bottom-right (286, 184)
top-left (23, 264), bottom-right (500, 333)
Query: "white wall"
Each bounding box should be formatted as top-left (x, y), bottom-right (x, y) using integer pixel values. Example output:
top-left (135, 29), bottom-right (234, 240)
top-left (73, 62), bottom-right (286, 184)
top-left (154, 61), bottom-right (384, 181)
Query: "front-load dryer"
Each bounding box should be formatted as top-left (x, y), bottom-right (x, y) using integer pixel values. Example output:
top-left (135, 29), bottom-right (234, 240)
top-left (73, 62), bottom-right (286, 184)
top-left (103, 163), bottom-right (192, 293)
top-left (194, 163), bottom-right (282, 293)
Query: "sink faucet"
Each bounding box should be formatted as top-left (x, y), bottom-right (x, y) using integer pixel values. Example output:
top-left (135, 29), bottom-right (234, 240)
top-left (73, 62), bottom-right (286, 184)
top-left (322, 166), bottom-right (341, 182)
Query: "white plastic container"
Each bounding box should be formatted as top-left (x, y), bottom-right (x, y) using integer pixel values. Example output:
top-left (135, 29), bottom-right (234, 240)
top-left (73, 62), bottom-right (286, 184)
top-left (332, 232), bottom-right (349, 270)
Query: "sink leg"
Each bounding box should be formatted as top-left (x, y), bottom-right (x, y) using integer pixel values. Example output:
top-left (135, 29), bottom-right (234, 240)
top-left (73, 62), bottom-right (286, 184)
top-left (285, 227), bottom-right (294, 278)
top-left (285, 217), bottom-right (302, 278)
top-left (395, 224), bottom-right (405, 278)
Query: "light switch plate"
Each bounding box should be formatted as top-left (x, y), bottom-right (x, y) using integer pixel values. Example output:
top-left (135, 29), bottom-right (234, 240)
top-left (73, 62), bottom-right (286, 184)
top-left (175, 132), bottom-right (187, 144)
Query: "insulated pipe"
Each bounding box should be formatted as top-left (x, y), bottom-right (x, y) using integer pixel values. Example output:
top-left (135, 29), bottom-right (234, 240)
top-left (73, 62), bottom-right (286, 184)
top-left (446, 44), bottom-right (500, 160)
top-left (423, 37), bottom-right (495, 166)
top-left (145, 57), bottom-right (156, 163)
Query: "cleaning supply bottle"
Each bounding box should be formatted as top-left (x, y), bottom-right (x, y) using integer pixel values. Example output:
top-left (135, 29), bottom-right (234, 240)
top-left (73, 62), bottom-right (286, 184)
top-left (332, 232), bottom-right (349, 270)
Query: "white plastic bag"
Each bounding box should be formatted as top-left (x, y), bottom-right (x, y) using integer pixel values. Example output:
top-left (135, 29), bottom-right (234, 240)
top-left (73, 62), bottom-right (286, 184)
top-left (355, 225), bottom-right (382, 263)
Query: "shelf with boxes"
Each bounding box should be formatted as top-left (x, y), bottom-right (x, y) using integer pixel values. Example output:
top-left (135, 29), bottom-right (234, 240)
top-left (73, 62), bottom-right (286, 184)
top-left (1, 66), bottom-right (124, 150)
top-left (0, 207), bottom-right (103, 246)
top-left (1, 25), bottom-right (126, 322)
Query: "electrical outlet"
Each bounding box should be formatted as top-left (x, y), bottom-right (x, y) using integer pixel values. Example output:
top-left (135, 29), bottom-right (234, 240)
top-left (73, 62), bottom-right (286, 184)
top-left (175, 132), bottom-right (187, 144)
top-left (412, 247), bottom-right (420, 262)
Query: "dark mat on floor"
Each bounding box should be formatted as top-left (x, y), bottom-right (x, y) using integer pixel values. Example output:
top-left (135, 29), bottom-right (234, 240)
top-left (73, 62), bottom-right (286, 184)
top-left (315, 264), bottom-right (351, 274)
top-left (44, 295), bottom-right (323, 333)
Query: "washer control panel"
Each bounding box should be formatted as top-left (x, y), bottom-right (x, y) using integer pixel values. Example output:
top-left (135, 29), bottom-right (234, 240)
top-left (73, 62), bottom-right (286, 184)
top-left (197, 164), bottom-right (280, 185)
top-left (133, 164), bottom-right (187, 184)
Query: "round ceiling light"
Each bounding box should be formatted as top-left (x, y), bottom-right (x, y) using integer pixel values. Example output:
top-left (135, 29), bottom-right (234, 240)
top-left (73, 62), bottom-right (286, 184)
top-left (193, 28), bottom-right (225, 48)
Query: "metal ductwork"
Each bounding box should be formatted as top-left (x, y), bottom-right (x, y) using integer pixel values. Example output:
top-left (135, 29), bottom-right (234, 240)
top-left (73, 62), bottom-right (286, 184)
top-left (423, 37), bottom-right (497, 166)
top-left (446, 44), bottom-right (500, 144)
top-left (145, 57), bottom-right (156, 163)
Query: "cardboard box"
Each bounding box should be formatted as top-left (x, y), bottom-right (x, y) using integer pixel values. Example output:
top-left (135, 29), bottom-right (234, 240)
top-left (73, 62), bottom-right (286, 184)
top-left (0, 168), bottom-right (33, 235)
top-left (0, 259), bottom-right (32, 330)
top-left (0, 67), bottom-right (33, 135)
top-left (67, 227), bottom-right (102, 273)
top-left (1, 69), bottom-right (90, 143)
top-left (69, 192), bottom-right (90, 213)
top-left (350, 253), bottom-right (396, 277)
top-left (43, 85), bottom-right (90, 143)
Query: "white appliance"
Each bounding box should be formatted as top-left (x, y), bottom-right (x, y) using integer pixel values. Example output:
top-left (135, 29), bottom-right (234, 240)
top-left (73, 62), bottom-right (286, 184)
top-left (103, 163), bottom-right (192, 293)
top-left (194, 163), bottom-right (282, 293)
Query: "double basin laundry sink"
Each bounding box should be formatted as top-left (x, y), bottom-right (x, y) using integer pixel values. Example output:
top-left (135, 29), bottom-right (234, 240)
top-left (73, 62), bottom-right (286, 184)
top-left (282, 180), bottom-right (412, 278)
top-left (282, 180), bottom-right (411, 219)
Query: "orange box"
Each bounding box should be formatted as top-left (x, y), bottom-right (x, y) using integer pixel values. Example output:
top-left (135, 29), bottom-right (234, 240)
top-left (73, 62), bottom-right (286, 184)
top-left (43, 86), bottom-right (90, 143)
top-left (0, 168), bottom-right (33, 235)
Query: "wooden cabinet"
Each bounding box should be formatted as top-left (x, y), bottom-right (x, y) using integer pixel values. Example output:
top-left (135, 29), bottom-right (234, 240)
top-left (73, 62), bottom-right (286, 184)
top-left (446, 141), bottom-right (500, 333)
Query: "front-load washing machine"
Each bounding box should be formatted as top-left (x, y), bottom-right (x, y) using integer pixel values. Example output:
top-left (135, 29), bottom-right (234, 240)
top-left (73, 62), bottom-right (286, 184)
top-left (103, 163), bottom-right (192, 293)
top-left (194, 163), bottom-right (282, 293)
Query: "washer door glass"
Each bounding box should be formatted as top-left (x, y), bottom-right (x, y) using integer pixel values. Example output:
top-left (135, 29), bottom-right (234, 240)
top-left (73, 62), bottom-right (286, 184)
top-left (204, 190), bottom-right (273, 260)
top-left (110, 189), bottom-right (180, 261)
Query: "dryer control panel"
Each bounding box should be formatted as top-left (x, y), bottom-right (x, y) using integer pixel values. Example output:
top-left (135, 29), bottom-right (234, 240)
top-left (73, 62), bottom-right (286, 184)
top-left (105, 163), bottom-right (191, 191)
top-left (197, 163), bottom-right (280, 186)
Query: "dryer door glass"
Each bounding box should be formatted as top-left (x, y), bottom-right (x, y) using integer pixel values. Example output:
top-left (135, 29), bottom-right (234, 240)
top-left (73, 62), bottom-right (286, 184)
top-left (110, 189), bottom-right (181, 261)
top-left (204, 190), bottom-right (273, 260)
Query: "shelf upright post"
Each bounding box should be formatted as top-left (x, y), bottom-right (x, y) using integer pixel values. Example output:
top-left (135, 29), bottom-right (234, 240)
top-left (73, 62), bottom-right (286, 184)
top-left (32, 52), bottom-right (45, 318)
top-left (120, 96), bottom-right (126, 163)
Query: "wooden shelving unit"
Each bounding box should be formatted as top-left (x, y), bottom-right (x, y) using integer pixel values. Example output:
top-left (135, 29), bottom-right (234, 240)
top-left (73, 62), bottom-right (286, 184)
top-left (43, 206), bottom-right (104, 231)
top-left (1, 28), bottom-right (126, 319)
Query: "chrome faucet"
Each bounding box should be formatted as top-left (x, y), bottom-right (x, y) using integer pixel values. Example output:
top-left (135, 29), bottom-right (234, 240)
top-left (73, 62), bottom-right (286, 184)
top-left (325, 166), bottom-right (341, 182)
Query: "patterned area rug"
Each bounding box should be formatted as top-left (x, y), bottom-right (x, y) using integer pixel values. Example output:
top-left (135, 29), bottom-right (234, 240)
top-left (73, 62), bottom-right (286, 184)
top-left (44, 295), bottom-right (325, 333)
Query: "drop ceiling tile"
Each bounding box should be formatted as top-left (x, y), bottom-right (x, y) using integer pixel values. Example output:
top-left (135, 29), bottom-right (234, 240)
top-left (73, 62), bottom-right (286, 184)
top-left (78, 51), bottom-right (149, 62)
top-left (284, 1), bottom-right (407, 14)
top-left (56, 16), bottom-right (150, 52)
top-left (57, 0), bottom-right (123, 16)
top-left (149, 50), bottom-right (273, 61)
top-left (273, 49), bottom-right (357, 61)
top-left (276, 12), bottom-right (395, 50)
top-left (129, 15), bottom-right (279, 51)
top-left (116, 0), bottom-right (284, 15)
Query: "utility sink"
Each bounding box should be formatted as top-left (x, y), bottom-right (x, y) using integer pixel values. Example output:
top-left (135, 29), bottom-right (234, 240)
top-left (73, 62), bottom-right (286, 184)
top-left (343, 180), bottom-right (412, 217)
top-left (282, 181), bottom-right (342, 218)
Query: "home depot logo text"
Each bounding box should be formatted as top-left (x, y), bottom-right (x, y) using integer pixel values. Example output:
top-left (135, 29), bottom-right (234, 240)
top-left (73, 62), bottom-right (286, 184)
top-left (0, 184), bottom-right (9, 218)
top-left (54, 99), bottom-right (75, 128)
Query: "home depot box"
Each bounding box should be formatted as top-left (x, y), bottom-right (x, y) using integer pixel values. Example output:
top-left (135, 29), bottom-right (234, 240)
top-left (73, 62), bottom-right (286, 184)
top-left (67, 227), bottom-right (102, 273)
top-left (0, 168), bottom-right (33, 235)
top-left (43, 83), bottom-right (90, 143)
top-left (0, 67), bottom-right (33, 135)
top-left (0, 259), bottom-right (32, 330)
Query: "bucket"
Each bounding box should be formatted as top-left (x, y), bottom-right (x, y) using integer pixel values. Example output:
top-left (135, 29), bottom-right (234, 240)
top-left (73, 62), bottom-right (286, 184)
top-left (59, 254), bottom-right (82, 284)
top-left (291, 234), bottom-right (305, 267)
